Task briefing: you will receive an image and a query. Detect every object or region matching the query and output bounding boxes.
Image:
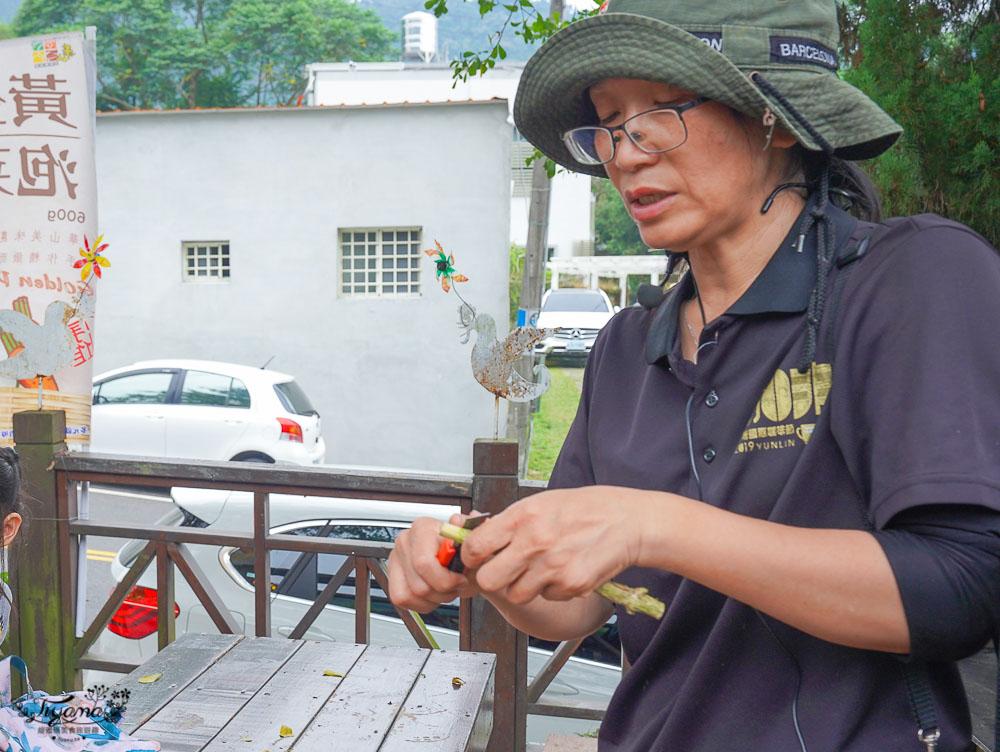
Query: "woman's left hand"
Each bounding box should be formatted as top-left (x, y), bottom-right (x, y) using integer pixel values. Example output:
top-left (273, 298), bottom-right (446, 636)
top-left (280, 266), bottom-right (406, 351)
top-left (457, 485), bottom-right (644, 605)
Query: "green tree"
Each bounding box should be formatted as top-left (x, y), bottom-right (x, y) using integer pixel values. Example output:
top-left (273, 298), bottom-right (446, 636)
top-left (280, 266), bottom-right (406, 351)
top-left (13, 0), bottom-right (396, 110)
top-left (0, 22), bottom-right (13, 39)
top-left (593, 178), bottom-right (644, 255)
top-left (840, 1), bottom-right (1000, 247)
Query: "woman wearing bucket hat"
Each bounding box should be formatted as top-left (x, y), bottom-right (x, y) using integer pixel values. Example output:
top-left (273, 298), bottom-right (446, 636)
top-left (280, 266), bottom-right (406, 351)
top-left (389, 2), bottom-right (1000, 750)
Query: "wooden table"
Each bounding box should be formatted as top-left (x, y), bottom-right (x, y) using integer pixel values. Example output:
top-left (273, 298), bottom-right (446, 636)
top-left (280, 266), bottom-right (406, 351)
top-left (112, 633), bottom-right (496, 752)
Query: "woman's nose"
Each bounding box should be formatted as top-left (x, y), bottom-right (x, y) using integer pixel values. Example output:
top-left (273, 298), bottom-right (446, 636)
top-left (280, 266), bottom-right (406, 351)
top-left (613, 132), bottom-right (659, 171)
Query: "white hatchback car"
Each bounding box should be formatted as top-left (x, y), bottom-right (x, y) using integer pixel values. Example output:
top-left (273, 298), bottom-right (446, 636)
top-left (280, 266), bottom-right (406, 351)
top-left (90, 360), bottom-right (325, 465)
top-left (94, 489), bottom-right (620, 743)
top-left (533, 288), bottom-right (617, 358)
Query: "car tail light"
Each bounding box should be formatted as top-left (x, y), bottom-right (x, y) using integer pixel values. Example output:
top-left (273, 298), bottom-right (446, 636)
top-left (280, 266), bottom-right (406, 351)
top-left (277, 417), bottom-right (303, 443)
top-left (108, 585), bottom-right (180, 640)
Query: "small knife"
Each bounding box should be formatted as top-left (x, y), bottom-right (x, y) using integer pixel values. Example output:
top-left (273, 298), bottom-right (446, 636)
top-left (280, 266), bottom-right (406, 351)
top-left (436, 513), bottom-right (492, 572)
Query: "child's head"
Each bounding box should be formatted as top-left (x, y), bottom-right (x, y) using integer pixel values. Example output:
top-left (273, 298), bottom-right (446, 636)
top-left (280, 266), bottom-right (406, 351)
top-left (0, 447), bottom-right (23, 549)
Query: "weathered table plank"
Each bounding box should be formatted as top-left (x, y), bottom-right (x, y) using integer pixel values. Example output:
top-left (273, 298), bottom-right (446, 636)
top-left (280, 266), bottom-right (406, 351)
top-left (290, 644), bottom-right (430, 751)
top-left (116, 633), bottom-right (245, 734)
top-left (202, 641), bottom-right (367, 752)
top-left (133, 636), bottom-right (302, 752)
top-left (114, 637), bottom-right (494, 751)
top-left (380, 650), bottom-right (496, 752)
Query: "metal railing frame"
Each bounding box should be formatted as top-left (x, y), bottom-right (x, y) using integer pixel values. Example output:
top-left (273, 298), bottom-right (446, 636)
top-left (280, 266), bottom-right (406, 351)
top-left (22, 433), bottom-right (607, 752)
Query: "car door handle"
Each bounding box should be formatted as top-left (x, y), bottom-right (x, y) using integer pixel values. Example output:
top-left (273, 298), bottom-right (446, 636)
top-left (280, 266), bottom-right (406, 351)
top-left (277, 625), bottom-right (330, 640)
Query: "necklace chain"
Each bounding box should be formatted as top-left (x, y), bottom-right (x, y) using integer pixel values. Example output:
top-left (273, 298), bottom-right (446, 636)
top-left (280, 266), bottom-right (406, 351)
top-left (682, 302), bottom-right (700, 348)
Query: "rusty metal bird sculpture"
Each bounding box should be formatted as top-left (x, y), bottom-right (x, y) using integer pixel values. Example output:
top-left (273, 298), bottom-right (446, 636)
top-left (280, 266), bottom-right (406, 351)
top-left (458, 301), bottom-right (556, 439)
top-left (425, 241), bottom-right (556, 438)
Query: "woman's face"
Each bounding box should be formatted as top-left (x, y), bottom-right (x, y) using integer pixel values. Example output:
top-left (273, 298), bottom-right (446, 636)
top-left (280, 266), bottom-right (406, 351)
top-left (588, 78), bottom-right (796, 255)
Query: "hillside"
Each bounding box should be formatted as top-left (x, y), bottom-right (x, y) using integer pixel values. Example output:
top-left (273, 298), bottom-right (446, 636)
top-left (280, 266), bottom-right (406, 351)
top-left (0, 0), bottom-right (552, 61)
top-left (360, 0), bottom-right (549, 61)
top-left (0, 0), bottom-right (20, 23)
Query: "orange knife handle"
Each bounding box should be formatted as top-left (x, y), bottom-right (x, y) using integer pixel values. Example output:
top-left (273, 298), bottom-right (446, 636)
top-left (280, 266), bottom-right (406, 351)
top-left (436, 539), bottom-right (457, 568)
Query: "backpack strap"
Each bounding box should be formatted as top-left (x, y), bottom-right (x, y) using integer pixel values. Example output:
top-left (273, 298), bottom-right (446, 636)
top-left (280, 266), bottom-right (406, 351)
top-left (822, 219), bottom-right (999, 752)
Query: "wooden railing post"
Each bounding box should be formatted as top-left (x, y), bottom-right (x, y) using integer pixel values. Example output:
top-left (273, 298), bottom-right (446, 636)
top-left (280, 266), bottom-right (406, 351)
top-left (11, 410), bottom-right (78, 691)
top-left (467, 439), bottom-right (527, 752)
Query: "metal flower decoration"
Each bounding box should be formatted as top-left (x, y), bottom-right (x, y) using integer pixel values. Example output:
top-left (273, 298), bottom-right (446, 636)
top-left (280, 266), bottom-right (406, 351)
top-left (424, 241), bottom-right (468, 293)
top-left (72, 234), bottom-right (110, 281)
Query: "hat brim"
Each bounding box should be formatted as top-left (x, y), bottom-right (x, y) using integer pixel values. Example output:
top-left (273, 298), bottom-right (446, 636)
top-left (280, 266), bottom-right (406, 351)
top-left (513, 13), bottom-right (902, 177)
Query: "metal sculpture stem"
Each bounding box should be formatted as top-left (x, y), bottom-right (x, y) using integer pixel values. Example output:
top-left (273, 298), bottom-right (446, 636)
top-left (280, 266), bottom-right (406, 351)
top-left (494, 396), bottom-right (500, 440)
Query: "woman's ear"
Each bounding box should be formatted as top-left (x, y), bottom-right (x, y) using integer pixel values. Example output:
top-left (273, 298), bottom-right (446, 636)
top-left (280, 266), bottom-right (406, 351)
top-left (3, 513), bottom-right (22, 547)
top-left (770, 125), bottom-right (798, 150)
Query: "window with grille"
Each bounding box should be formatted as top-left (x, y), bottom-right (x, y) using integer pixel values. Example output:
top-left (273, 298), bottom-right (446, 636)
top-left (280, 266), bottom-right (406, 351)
top-left (182, 241), bottom-right (230, 282)
top-left (339, 227), bottom-right (422, 297)
top-left (511, 142), bottom-right (534, 198)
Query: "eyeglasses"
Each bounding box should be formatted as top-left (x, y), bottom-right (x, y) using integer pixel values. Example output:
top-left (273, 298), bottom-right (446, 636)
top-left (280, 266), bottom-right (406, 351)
top-left (562, 97), bottom-right (711, 166)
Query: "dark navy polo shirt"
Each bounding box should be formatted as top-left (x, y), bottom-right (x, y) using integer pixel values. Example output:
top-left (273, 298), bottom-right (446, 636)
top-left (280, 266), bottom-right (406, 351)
top-left (548, 202), bottom-right (1000, 751)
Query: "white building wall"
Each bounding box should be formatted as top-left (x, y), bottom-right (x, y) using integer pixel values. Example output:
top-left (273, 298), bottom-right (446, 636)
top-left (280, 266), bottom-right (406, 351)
top-left (306, 63), bottom-right (593, 258)
top-left (307, 63), bottom-right (522, 113)
top-left (94, 101), bottom-right (511, 473)
top-left (511, 169), bottom-right (594, 259)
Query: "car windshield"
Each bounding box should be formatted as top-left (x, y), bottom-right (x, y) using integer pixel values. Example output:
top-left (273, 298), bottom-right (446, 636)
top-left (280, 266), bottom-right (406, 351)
top-left (542, 291), bottom-right (610, 313)
top-left (274, 381), bottom-right (318, 416)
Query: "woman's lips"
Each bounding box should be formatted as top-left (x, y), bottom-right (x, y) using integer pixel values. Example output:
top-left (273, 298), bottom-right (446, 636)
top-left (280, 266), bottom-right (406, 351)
top-left (628, 192), bottom-right (674, 221)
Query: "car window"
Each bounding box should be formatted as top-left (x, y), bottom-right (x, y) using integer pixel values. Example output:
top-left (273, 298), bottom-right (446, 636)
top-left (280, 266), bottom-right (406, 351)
top-left (274, 381), bottom-right (318, 416)
top-left (226, 522), bottom-right (454, 626)
top-left (542, 291), bottom-right (611, 313)
top-left (94, 371), bottom-right (174, 405)
top-left (230, 525), bottom-right (325, 597)
top-left (179, 370), bottom-right (251, 408)
top-left (227, 521), bottom-right (618, 667)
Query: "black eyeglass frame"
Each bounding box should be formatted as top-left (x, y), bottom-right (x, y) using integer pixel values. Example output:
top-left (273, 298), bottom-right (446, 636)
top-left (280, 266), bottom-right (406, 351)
top-left (562, 96), bottom-right (712, 166)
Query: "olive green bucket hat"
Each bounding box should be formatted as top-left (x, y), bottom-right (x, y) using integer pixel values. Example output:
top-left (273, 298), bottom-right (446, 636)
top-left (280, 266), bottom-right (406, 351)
top-left (513, 0), bottom-right (902, 177)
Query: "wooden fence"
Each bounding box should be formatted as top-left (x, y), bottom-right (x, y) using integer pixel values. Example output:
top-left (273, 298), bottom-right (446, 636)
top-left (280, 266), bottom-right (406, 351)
top-left (8, 410), bottom-right (606, 752)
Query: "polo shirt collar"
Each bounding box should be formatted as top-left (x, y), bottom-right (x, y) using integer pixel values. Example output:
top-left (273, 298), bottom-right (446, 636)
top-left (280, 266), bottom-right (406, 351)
top-left (645, 196), bottom-right (859, 365)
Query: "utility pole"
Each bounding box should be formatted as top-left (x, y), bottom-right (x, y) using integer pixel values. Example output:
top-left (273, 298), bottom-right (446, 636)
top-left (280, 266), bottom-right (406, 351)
top-left (505, 0), bottom-right (564, 476)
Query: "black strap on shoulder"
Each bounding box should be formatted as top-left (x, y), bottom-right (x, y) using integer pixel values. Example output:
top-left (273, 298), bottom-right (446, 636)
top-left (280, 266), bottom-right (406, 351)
top-left (824, 219), bottom-right (999, 752)
top-left (903, 661), bottom-right (942, 750)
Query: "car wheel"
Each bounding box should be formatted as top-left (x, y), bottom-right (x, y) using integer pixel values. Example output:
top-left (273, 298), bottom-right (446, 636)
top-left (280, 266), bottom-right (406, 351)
top-left (230, 452), bottom-right (275, 463)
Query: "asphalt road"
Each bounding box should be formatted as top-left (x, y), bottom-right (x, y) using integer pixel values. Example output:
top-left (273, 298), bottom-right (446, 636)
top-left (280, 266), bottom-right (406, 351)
top-left (79, 486), bottom-right (175, 628)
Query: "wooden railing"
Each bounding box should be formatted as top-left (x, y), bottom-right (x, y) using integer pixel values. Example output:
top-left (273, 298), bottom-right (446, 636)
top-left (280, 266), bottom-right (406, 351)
top-left (9, 410), bottom-right (607, 752)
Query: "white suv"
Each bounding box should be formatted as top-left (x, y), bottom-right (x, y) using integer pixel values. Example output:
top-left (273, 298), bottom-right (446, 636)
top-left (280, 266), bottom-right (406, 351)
top-left (533, 288), bottom-right (616, 358)
top-left (90, 359), bottom-right (325, 465)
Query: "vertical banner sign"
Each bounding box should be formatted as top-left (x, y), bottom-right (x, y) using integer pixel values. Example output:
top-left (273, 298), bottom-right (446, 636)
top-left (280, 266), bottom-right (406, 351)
top-left (0, 31), bottom-right (99, 445)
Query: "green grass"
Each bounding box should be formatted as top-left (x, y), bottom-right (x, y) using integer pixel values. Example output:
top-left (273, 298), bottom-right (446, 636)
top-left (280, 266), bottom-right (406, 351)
top-left (526, 366), bottom-right (585, 481)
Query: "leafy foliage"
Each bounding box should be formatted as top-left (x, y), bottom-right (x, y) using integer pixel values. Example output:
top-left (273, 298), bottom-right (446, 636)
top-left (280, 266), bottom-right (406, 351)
top-left (423, 0), bottom-right (594, 81)
top-left (361, 0), bottom-right (543, 62)
top-left (593, 178), bottom-right (644, 255)
top-left (12, 0), bottom-right (396, 110)
top-left (840, 0), bottom-right (1000, 246)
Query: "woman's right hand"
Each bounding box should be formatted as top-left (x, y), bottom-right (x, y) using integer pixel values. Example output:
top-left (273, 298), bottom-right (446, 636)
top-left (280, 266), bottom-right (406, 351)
top-left (387, 514), bottom-right (480, 613)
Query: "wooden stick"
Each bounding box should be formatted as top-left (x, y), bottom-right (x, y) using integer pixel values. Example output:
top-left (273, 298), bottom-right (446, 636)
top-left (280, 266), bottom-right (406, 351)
top-left (439, 523), bottom-right (665, 619)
